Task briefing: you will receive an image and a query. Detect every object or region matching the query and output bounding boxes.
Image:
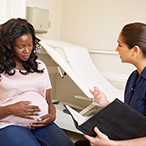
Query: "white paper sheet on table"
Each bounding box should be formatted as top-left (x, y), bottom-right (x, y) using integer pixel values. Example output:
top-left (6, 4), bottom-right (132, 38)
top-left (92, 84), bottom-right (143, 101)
top-left (40, 40), bottom-right (124, 102)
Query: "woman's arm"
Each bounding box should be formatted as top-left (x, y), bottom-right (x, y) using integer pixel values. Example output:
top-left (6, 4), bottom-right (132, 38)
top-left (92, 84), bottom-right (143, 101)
top-left (84, 127), bottom-right (146, 146)
top-left (0, 101), bottom-right (40, 120)
top-left (0, 105), bottom-right (12, 119)
top-left (39, 89), bottom-right (56, 124)
top-left (45, 89), bottom-right (56, 122)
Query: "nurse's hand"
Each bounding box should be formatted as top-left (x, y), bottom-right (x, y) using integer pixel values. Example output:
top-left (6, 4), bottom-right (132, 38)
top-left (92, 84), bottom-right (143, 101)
top-left (27, 113), bottom-right (55, 129)
top-left (10, 101), bottom-right (41, 119)
top-left (89, 86), bottom-right (109, 107)
top-left (84, 127), bottom-right (113, 146)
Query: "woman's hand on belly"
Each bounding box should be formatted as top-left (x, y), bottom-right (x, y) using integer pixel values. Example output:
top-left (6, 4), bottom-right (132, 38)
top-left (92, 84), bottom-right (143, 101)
top-left (10, 101), bottom-right (41, 119)
top-left (27, 113), bottom-right (55, 129)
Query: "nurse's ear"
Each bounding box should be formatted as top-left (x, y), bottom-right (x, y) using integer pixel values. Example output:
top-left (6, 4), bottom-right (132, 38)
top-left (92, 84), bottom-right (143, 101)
top-left (132, 45), bottom-right (140, 57)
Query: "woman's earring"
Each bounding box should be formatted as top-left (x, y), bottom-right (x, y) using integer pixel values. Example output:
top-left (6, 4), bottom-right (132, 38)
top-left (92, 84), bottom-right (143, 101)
top-left (34, 49), bottom-right (37, 53)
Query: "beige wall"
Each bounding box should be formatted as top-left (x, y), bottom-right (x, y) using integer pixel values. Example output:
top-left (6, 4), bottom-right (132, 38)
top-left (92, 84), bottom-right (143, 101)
top-left (60, 0), bottom-right (146, 89)
top-left (60, 0), bottom-right (146, 50)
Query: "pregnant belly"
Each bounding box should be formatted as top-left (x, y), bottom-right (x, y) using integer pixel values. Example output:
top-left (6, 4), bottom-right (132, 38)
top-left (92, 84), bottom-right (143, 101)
top-left (0, 91), bottom-right (48, 127)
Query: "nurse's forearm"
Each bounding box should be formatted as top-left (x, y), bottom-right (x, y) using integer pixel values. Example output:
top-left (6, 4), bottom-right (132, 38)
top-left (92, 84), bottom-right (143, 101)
top-left (111, 137), bottom-right (146, 146)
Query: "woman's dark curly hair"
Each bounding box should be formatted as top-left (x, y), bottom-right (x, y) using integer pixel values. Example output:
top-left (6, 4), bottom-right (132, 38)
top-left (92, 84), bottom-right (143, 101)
top-left (0, 18), bottom-right (44, 75)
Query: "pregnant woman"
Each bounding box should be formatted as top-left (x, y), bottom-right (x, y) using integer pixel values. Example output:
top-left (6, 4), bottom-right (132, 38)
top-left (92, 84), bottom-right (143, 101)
top-left (0, 18), bottom-right (74, 146)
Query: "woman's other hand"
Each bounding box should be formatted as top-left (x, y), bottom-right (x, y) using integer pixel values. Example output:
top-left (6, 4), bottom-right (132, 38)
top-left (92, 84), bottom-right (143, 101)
top-left (27, 113), bottom-right (55, 129)
top-left (89, 86), bottom-right (109, 107)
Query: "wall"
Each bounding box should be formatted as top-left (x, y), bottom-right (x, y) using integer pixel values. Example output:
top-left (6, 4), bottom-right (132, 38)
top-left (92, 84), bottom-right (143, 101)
top-left (60, 0), bottom-right (146, 90)
top-left (0, 0), bottom-right (26, 23)
top-left (7, 0), bottom-right (26, 19)
top-left (0, 0), bottom-right (7, 23)
top-left (25, 0), bottom-right (146, 91)
top-left (61, 0), bottom-right (146, 50)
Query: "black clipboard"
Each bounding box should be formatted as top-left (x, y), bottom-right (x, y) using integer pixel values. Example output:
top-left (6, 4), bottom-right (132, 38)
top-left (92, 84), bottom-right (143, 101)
top-left (64, 98), bottom-right (146, 140)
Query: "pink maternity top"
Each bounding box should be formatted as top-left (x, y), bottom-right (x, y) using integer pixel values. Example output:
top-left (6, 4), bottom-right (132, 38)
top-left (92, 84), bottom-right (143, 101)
top-left (0, 60), bottom-right (52, 129)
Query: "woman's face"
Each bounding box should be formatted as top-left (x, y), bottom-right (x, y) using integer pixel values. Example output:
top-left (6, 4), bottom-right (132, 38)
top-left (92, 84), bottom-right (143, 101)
top-left (12, 33), bottom-right (33, 63)
top-left (116, 32), bottom-right (133, 63)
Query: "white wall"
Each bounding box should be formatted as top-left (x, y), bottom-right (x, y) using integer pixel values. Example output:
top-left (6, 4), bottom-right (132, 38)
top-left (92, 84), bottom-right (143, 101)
top-left (0, 0), bottom-right (26, 23)
top-left (0, 0), bottom-right (7, 24)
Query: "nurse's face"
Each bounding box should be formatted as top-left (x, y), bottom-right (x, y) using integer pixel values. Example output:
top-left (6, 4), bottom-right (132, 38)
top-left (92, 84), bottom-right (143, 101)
top-left (12, 33), bottom-right (33, 63)
top-left (116, 32), bottom-right (133, 63)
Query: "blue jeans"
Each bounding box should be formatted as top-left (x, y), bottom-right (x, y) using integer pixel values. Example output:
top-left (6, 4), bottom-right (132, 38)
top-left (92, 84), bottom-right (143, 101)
top-left (0, 123), bottom-right (74, 146)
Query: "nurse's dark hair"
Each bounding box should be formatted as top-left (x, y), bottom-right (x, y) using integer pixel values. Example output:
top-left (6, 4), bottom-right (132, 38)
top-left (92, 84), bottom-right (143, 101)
top-left (0, 18), bottom-right (44, 75)
top-left (121, 22), bottom-right (146, 57)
